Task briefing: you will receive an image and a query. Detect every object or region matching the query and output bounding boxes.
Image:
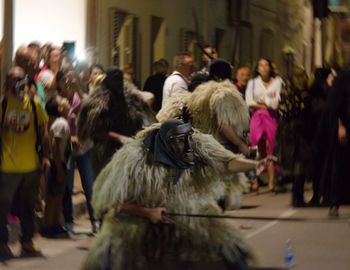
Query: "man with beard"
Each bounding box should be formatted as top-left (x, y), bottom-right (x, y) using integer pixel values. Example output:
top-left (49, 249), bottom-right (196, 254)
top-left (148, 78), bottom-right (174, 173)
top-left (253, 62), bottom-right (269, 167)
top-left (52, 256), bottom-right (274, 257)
top-left (81, 120), bottom-right (274, 270)
top-left (77, 66), bottom-right (156, 176)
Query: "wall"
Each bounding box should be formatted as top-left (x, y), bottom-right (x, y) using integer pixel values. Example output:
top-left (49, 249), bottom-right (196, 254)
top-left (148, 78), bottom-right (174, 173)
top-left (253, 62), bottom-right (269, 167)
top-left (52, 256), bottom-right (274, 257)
top-left (302, 1), bottom-right (314, 74)
top-left (97, 0), bottom-right (234, 86)
top-left (248, 0), bottom-right (313, 76)
top-left (249, 0), bottom-right (280, 68)
top-left (153, 20), bottom-right (166, 63)
top-left (206, 0), bottom-right (234, 61)
top-left (0, 0), bottom-right (3, 39)
top-left (97, 0), bottom-right (316, 84)
top-left (97, 0), bottom-right (166, 86)
top-left (14, 0), bottom-right (87, 59)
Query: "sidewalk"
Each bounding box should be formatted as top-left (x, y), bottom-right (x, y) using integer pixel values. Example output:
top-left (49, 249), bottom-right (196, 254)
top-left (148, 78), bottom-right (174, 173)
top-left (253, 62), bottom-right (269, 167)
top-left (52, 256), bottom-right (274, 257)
top-left (72, 169), bottom-right (89, 219)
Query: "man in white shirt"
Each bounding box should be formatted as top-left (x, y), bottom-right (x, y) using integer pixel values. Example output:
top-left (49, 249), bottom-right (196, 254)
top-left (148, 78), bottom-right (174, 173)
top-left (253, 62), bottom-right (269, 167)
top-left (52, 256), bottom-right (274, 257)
top-left (161, 52), bottom-right (194, 107)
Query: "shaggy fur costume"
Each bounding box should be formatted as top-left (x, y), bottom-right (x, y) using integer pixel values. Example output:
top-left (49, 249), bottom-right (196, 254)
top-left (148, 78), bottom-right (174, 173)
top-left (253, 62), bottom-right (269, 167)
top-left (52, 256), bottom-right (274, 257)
top-left (157, 80), bottom-right (250, 143)
top-left (81, 124), bottom-right (256, 270)
top-left (157, 80), bottom-right (251, 209)
top-left (77, 82), bottom-right (157, 174)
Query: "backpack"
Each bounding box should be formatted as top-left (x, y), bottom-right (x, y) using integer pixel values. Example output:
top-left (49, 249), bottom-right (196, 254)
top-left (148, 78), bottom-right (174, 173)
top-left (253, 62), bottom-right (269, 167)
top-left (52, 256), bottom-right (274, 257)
top-left (0, 97), bottom-right (42, 164)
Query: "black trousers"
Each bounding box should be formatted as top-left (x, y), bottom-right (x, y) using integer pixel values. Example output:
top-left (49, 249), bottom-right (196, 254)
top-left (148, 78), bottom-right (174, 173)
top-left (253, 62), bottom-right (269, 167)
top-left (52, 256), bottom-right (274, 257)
top-left (0, 171), bottom-right (40, 244)
top-left (292, 174), bottom-right (305, 204)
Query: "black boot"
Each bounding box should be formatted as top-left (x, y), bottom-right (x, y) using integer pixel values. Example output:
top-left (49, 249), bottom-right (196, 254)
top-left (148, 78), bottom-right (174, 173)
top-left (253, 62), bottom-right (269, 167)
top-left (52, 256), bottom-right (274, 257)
top-left (292, 175), bottom-right (306, 207)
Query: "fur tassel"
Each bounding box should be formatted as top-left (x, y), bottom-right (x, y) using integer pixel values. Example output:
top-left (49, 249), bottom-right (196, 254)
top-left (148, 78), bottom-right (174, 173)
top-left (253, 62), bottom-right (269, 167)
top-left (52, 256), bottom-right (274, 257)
top-left (77, 89), bottom-right (110, 142)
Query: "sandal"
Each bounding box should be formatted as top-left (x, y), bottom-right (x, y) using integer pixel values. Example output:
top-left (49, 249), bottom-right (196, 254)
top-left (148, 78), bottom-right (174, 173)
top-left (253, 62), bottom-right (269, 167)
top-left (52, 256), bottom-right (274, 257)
top-left (268, 179), bottom-right (276, 195)
top-left (250, 178), bottom-right (259, 195)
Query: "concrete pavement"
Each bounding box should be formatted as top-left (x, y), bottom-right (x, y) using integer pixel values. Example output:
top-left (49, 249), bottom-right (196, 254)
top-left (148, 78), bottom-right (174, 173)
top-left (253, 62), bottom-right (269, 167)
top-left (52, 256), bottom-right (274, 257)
top-left (1, 217), bottom-right (94, 270)
top-left (1, 182), bottom-right (350, 270)
top-left (230, 184), bottom-right (350, 270)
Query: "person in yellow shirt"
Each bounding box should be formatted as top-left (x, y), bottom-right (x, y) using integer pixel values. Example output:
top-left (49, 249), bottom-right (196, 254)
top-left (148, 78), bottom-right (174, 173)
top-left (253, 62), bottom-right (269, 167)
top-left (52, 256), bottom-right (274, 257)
top-left (0, 67), bottom-right (50, 259)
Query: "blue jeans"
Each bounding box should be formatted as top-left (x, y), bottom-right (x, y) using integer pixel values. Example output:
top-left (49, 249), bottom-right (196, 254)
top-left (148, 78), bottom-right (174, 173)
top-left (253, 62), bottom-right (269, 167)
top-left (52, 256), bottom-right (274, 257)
top-left (63, 151), bottom-right (95, 223)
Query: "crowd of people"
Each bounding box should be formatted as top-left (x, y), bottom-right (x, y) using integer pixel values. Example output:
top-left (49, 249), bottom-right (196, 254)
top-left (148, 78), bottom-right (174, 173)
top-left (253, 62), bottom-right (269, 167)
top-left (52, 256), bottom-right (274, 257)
top-left (0, 40), bottom-right (348, 269)
top-left (0, 42), bottom-right (157, 260)
top-left (154, 47), bottom-right (349, 219)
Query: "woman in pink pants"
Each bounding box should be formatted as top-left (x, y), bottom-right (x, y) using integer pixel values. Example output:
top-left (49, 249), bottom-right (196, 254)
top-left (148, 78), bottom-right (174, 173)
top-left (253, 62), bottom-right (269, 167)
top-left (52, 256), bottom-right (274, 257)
top-left (245, 58), bottom-right (282, 194)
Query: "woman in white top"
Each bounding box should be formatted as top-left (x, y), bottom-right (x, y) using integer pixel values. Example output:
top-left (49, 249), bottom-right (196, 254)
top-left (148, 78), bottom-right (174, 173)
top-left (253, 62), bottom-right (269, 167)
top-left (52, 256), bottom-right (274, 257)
top-left (37, 46), bottom-right (62, 102)
top-left (245, 58), bottom-right (282, 194)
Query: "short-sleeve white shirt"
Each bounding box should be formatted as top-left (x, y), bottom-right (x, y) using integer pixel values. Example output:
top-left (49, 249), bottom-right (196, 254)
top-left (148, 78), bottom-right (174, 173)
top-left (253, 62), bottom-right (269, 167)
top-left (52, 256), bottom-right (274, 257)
top-left (50, 117), bottom-right (71, 163)
top-left (245, 76), bottom-right (282, 110)
top-left (161, 71), bottom-right (188, 107)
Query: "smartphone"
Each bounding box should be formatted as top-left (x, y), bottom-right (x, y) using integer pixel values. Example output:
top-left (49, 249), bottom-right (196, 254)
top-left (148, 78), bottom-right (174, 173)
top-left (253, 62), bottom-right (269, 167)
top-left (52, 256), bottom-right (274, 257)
top-left (62, 42), bottom-right (75, 59)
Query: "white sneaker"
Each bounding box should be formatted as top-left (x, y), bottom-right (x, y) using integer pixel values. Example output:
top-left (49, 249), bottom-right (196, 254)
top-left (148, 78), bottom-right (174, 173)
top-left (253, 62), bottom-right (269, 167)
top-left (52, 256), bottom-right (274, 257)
top-left (91, 221), bottom-right (99, 234)
top-left (65, 222), bottom-right (74, 234)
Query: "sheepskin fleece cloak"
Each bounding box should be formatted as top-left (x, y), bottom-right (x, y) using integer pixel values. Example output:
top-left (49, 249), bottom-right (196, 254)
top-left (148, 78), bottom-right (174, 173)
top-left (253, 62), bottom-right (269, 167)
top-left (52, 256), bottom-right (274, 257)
top-left (156, 80), bottom-right (250, 144)
top-left (156, 80), bottom-right (251, 209)
top-left (81, 124), bottom-right (256, 270)
top-left (77, 82), bottom-right (157, 174)
top-left (78, 81), bottom-right (156, 142)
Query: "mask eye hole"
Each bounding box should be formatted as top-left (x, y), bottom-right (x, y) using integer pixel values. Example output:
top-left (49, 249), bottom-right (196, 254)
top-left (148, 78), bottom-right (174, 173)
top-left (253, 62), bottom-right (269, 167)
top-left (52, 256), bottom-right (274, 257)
top-left (169, 136), bottom-right (185, 143)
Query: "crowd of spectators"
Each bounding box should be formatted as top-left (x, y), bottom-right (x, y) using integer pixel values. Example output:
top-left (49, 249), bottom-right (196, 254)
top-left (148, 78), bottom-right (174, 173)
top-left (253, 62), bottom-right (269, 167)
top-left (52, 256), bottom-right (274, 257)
top-left (0, 40), bottom-right (349, 261)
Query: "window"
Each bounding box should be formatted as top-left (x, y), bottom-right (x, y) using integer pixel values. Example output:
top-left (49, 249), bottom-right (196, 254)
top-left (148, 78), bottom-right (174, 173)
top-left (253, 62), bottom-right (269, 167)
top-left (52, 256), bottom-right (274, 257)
top-left (259, 28), bottom-right (274, 59)
top-left (180, 28), bottom-right (201, 70)
top-left (110, 9), bottom-right (138, 76)
top-left (150, 16), bottom-right (165, 67)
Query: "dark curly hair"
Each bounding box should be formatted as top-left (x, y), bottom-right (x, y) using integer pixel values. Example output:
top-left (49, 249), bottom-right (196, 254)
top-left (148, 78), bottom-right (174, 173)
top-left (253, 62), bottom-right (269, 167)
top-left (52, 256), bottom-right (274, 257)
top-left (254, 57), bottom-right (275, 78)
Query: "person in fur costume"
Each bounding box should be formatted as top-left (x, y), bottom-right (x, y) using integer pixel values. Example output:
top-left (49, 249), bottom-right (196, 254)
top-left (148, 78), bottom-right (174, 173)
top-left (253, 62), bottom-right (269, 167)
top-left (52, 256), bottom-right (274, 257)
top-left (158, 59), bottom-right (250, 156)
top-left (156, 59), bottom-right (251, 209)
top-left (77, 66), bottom-right (156, 175)
top-left (81, 120), bottom-right (274, 270)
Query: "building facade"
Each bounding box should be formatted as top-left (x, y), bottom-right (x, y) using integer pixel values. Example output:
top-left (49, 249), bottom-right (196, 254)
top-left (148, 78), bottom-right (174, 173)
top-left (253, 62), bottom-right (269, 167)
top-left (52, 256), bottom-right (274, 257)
top-left (1, 0), bottom-right (349, 88)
